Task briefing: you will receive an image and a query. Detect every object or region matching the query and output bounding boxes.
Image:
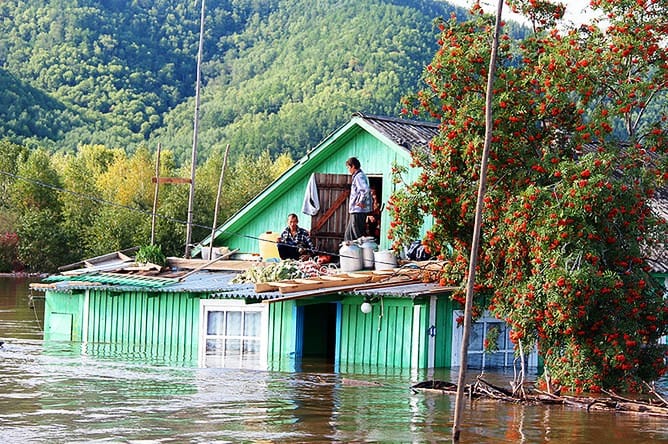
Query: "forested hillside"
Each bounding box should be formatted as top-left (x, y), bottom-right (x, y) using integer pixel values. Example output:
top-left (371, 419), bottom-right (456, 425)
top-left (0, 0), bottom-right (474, 163)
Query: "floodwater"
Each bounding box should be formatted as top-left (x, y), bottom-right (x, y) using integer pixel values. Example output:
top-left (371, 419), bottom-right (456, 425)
top-left (1, 277), bottom-right (666, 443)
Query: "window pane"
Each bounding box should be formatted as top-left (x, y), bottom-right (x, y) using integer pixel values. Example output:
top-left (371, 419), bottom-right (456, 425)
top-left (469, 323), bottom-right (484, 351)
top-left (487, 351), bottom-right (507, 368)
top-left (467, 353), bottom-right (483, 368)
top-left (490, 323), bottom-right (508, 350)
top-left (225, 338), bottom-right (241, 356)
top-left (243, 339), bottom-right (261, 354)
top-left (206, 311), bottom-right (225, 335)
top-left (226, 312), bottom-right (242, 336)
top-left (206, 339), bottom-right (224, 354)
top-left (244, 311), bottom-right (261, 337)
top-left (207, 311), bottom-right (225, 335)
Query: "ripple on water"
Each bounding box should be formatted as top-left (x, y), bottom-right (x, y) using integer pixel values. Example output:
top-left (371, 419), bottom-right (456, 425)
top-left (1, 277), bottom-right (667, 443)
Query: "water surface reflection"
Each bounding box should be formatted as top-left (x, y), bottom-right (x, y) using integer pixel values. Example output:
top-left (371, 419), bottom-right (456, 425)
top-left (1, 277), bottom-right (666, 443)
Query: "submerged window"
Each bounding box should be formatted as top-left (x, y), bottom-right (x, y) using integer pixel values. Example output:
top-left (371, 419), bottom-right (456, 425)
top-left (451, 311), bottom-right (537, 370)
top-left (200, 300), bottom-right (266, 369)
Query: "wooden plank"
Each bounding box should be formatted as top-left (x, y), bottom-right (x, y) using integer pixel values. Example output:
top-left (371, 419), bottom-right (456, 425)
top-left (29, 283), bottom-right (57, 289)
top-left (311, 189), bottom-right (349, 232)
top-left (254, 282), bottom-right (278, 293)
top-left (167, 257), bottom-right (260, 271)
top-left (254, 273), bottom-right (377, 294)
top-left (177, 249), bottom-right (239, 282)
top-left (276, 281), bottom-right (326, 294)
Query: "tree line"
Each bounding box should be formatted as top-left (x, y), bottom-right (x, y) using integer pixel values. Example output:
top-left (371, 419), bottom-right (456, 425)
top-left (0, 139), bottom-right (292, 272)
top-left (0, 0), bottom-right (475, 271)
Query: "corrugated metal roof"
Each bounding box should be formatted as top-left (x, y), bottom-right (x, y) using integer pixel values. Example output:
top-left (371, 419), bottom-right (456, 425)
top-left (356, 113), bottom-right (439, 152)
top-left (36, 270), bottom-right (287, 300)
top-left (348, 282), bottom-right (454, 298)
top-left (45, 272), bottom-right (177, 288)
top-left (35, 261), bottom-right (452, 301)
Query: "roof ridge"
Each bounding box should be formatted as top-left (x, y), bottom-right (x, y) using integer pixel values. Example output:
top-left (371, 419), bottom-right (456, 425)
top-left (353, 112), bottom-right (439, 128)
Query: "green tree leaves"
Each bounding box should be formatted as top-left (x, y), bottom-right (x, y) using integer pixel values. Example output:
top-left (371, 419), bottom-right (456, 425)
top-left (393, 1), bottom-right (667, 391)
top-left (0, 137), bottom-right (291, 271)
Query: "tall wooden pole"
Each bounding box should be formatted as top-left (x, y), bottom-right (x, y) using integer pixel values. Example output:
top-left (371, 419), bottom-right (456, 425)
top-left (185, 0), bottom-right (206, 258)
top-left (452, 1), bottom-right (503, 441)
top-left (209, 144), bottom-right (230, 259)
top-left (150, 143), bottom-right (162, 245)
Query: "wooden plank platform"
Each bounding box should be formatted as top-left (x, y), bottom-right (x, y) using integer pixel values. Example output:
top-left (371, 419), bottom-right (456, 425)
top-left (253, 270), bottom-right (412, 294)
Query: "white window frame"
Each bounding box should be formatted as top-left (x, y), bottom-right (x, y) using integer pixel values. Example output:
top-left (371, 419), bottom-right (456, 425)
top-left (199, 299), bottom-right (268, 369)
top-left (451, 310), bottom-right (537, 370)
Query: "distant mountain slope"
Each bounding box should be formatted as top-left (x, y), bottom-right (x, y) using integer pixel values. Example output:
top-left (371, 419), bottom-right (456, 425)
top-left (153, 0), bottom-right (462, 162)
top-left (0, 68), bottom-right (84, 143)
top-left (0, 0), bottom-right (465, 161)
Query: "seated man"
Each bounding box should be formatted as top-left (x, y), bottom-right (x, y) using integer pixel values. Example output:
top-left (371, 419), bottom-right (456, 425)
top-left (277, 213), bottom-right (315, 260)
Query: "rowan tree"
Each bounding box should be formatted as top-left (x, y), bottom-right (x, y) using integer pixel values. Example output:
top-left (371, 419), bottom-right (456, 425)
top-left (390, 0), bottom-right (667, 391)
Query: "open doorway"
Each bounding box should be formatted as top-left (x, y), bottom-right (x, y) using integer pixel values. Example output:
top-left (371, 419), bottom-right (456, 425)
top-left (309, 173), bottom-right (384, 254)
top-left (367, 176), bottom-right (383, 243)
top-left (300, 303), bottom-right (338, 364)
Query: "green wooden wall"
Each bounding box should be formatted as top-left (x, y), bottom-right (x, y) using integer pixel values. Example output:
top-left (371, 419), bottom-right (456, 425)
top-left (266, 299), bottom-right (299, 371)
top-left (338, 296), bottom-right (427, 368)
top-left (266, 294), bottom-right (454, 371)
top-left (219, 128), bottom-right (431, 254)
top-left (86, 290), bottom-right (200, 362)
top-left (43, 291), bottom-right (85, 342)
top-left (44, 289), bottom-right (200, 363)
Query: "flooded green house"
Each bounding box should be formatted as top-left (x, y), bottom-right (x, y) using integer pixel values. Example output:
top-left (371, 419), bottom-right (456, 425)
top-left (35, 113), bottom-right (667, 372)
top-left (38, 267), bottom-right (458, 372)
top-left (36, 114), bottom-right (477, 372)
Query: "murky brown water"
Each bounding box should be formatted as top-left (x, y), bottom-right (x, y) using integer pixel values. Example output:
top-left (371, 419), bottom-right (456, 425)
top-left (1, 277), bottom-right (666, 443)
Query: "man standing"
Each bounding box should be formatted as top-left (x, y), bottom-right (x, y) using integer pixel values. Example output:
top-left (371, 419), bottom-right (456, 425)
top-left (344, 157), bottom-right (372, 241)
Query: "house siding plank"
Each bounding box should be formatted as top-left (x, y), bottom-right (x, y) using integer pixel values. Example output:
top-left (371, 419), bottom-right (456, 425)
top-left (267, 300), bottom-right (299, 371)
top-left (434, 296), bottom-right (454, 368)
top-left (78, 291), bottom-right (199, 362)
top-left (43, 291), bottom-right (84, 342)
top-left (338, 297), bottom-right (423, 368)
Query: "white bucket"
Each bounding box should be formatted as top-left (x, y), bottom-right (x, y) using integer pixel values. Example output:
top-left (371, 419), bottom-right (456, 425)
top-left (340, 242), bottom-right (364, 272)
top-left (374, 250), bottom-right (397, 271)
top-left (202, 246), bottom-right (228, 260)
top-left (359, 236), bottom-right (378, 269)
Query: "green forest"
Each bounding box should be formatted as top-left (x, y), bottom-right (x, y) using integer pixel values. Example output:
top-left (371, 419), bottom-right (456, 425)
top-left (0, 0), bottom-right (488, 272)
top-left (0, 0), bottom-right (484, 162)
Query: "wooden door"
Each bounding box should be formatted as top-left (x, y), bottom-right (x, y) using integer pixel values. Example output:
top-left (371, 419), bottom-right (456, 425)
top-left (309, 173), bottom-right (350, 256)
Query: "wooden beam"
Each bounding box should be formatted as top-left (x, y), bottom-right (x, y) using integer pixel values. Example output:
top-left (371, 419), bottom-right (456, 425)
top-left (311, 189), bottom-right (349, 233)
